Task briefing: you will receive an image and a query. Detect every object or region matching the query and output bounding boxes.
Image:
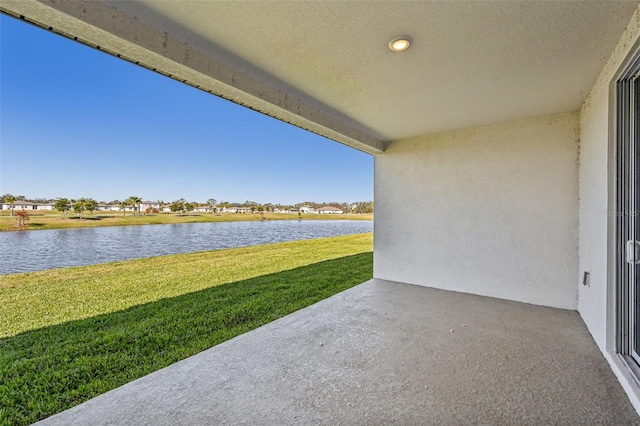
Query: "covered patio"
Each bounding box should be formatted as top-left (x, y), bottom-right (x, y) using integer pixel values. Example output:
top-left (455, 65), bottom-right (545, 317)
top-left (4, 0), bottom-right (640, 422)
top-left (38, 279), bottom-right (638, 425)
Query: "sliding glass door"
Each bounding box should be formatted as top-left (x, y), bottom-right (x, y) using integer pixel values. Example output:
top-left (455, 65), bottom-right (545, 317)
top-left (616, 58), bottom-right (640, 366)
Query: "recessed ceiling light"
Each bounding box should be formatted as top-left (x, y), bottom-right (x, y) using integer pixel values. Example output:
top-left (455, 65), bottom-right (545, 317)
top-left (388, 37), bottom-right (412, 52)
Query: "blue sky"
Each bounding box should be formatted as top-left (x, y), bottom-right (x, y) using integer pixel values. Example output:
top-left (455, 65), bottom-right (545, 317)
top-left (0, 15), bottom-right (373, 205)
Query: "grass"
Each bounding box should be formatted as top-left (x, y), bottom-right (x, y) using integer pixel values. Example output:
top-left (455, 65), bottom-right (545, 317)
top-left (0, 211), bottom-right (373, 232)
top-left (0, 233), bottom-right (373, 425)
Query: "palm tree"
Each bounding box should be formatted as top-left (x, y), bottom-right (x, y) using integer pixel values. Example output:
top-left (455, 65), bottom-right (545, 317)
top-left (4, 195), bottom-right (15, 216)
top-left (119, 200), bottom-right (129, 216)
top-left (127, 196), bottom-right (142, 216)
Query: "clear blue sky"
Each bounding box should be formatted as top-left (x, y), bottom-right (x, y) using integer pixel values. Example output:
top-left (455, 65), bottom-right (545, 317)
top-left (0, 15), bottom-right (373, 205)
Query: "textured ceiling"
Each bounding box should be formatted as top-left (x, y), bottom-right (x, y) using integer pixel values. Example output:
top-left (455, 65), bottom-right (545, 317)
top-left (103, 0), bottom-right (639, 142)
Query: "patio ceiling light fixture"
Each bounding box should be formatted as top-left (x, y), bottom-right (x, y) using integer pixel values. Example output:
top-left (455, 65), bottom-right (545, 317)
top-left (388, 37), bottom-right (412, 52)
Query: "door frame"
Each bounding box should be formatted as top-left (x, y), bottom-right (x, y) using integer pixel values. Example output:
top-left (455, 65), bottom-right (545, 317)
top-left (608, 34), bottom-right (640, 385)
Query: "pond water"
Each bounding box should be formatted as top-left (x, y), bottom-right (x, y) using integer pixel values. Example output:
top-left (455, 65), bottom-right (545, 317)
top-left (0, 220), bottom-right (373, 275)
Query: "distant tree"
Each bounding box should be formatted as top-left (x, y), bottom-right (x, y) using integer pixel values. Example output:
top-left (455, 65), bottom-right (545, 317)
top-left (170, 200), bottom-right (184, 213)
top-left (4, 195), bottom-right (15, 216)
top-left (158, 200), bottom-right (166, 214)
top-left (185, 202), bottom-right (195, 213)
top-left (55, 198), bottom-right (70, 218)
top-left (15, 210), bottom-right (29, 228)
top-left (354, 201), bottom-right (374, 214)
top-left (152, 208), bottom-right (159, 214)
top-left (207, 198), bottom-right (217, 213)
top-left (73, 200), bottom-right (85, 216)
top-left (84, 198), bottom-right (97, 215)
top-left (119, 200), bottom-right (129, 216)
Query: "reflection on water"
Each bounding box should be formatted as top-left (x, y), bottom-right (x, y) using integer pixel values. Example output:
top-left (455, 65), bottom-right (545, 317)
top-left (0, 220), bottom-right (372, 274)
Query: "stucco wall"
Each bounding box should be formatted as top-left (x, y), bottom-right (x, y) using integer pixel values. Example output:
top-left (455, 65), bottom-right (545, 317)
top-left (577, 5), bottom-right (640, 413)
top-left (374, 112), bottom-right (579, 309)
top-left (579, 6), bottom-right (640, 353)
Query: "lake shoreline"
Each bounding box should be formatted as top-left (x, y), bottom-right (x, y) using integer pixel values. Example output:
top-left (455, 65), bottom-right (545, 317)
top-left (0, 211), bottom-right (373, 232)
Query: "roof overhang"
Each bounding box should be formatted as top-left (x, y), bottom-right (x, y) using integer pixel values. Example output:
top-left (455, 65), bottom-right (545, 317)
top-left (1, 1), bottom-right (638, 154)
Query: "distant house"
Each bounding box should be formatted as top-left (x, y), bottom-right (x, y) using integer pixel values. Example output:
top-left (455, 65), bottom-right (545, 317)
top-left (140, 201), bottom-right (160, 212)
top-left (317, 206), bottom-right (344, 214)
top-left (1, 201), bottom-right (57, 211)
top-left (1, 201), bottom-right (37, 211)
top-left (299, 205), bottom-right (315, 214)
top-left (194, 206), bottom-right (208, 213)
top-left (222, 206), bottom-right (251, 213)
top-left (36, 203), bottom-right (56, 211)
top-left (273, 207), bottom-right (290, 213)
top-left (97, 204), bottom-right (120, 211)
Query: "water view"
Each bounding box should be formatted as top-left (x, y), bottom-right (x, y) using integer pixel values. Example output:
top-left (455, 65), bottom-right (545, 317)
top-left (0, 220), bottom-right (372, 275)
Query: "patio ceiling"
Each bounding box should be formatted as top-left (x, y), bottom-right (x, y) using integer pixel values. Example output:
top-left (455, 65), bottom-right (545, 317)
top-left (1, 1), bottom-right (639, 152)
top-left (111, 1), bottom-right (639, 141)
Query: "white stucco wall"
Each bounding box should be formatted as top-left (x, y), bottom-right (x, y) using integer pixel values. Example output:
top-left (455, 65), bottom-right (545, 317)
top-left (375, 112), bottom-right (579, 309)
top-left (579, 6), bottom-right (640, 353)
top-left (577, 5), bottom-right (640, 413)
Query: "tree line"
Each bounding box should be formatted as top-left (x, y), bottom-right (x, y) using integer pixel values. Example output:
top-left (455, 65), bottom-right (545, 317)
top-left (2, 194), bottom-right (374, 216)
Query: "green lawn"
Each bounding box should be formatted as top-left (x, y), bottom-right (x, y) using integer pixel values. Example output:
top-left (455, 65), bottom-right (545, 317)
top-left (0, 234), bottom-right (373, 425)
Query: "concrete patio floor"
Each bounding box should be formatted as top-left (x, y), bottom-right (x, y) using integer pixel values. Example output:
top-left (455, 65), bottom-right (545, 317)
top-left (38, 279), bottom-right (639, 425)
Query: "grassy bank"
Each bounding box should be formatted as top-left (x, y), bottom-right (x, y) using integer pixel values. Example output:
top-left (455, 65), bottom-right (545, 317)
top-left (0, 211), bottom-right (372, 232)
top-left (0, 233), bottom-right (373, 425)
